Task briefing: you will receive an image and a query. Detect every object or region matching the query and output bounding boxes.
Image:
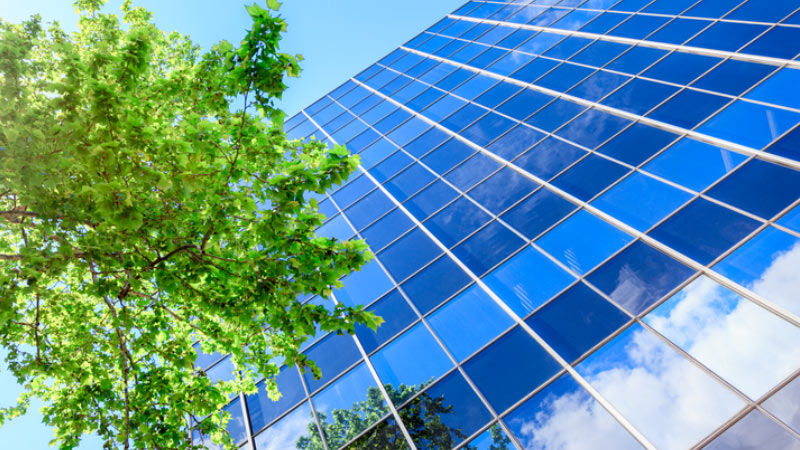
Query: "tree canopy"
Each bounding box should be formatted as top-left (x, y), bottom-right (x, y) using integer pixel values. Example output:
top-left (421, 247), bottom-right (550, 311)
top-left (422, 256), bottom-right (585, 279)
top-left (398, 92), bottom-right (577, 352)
top-left (0, 1), bottom-right (379, 448)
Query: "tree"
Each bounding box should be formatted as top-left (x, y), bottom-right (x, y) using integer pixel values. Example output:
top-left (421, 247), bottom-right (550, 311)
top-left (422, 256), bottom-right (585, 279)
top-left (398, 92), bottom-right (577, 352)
top-left (297, 382), bottom-right (513, 450)
top-left (0, 1), bottom-right (380, 449)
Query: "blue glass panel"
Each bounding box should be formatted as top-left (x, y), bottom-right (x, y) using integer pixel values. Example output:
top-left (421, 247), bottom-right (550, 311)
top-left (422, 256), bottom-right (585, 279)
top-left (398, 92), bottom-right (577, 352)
top-left (441, 104), bottom-right (488, 133)
top-left (537, 209), bottom-right (633, 275)
top-left (778, 204), bottom-right (800, 233)
top-left (452, 73), bottom-right (497, 100)
top-left (552, 153), bottom-right (630, 202)
top-left (475, 81), bottom-right (524, 109)
top-left (553, 10), bottom-right (602, 31)
top-left (708, 159), bottom-right (800, 220)
top-left (687, 22), bottom-right (768, 52)
top-left (496, 88), bottom-right (553, 122)
top-left (370, 151), bottom-right (413, 183)
top-left (362, 100), bottom-right (398, 125)
top-left (642, 52), bottom-right (720, 85)
top-left (469, 167), bottom-right (539, 215)
top-left (221, 398), bottom-right (248, 445)
top-left (593, 172), bottom-right (693, 232)
top-left (743, 26), bottom-right (800, 60)
top-left (317, 214), bottom-right (354, 241)
top-left (649, 198), bottom-right (760, 265)
top-left (597, 122), bottom-right (678, 166)
top-left (473, 24), bottom-right (513, 45)
top-left (685, 0), bottom-right (741, 17)
top-left (453, 221), bottom-right (527, 276)
top-left (402, 255), bottom-right (472, 315)
top-left (580, 12), bottom-right (630, 34)
top-left (649, 89), bottom-right (730, 130)
top-left (335, 258), bottom-right (394, 308)
top-left (434, 40), bottom-right (469, 59)
top-left (487, 124), bottom-right (545, 161)
top-left (537, 63), bottom-right (596, 93)
top-left (706, 410), bottom-right (800, 450)
top-left (510, 58), bottom-right (559, 84)
top-left (428, 285), bottom-right (514, 362)
top-left (247, 367), bottom-right (305, 433)
top-left (313, 363), bottom-right (385, 444)
top-left (401, 372), bottom-right (492, 448)
top-left (570, 40), bottom-right (631, 67)
top-left (385, 163), bottom-right (436, 202)
top-left (407, 87), bottom-right (446, 111)
top-left (252, 402), bottom-right (316, 450)
top-left (646, 18), bottom-right (711, 45)
top-left (611, 0), bottom-right (650, 12)
top-left (497, 28), bottom-right (537, 50)
top-left (544, 37), bottom-right (594, 60)
top-left (194, 343), bottom-right (224, 370)
top-left (605, 46), bottom-right (668, 75)
top-left (526, 99), bottom-right (588, 133)
top-left (557, 109), bottom-right (632, 149)
top-left (303, 333), bottom-right (361, 393)
top-left (714, 226), bottom-right (800, 317)
top-left (464, 326), bottom-right (561, 413)
top-left (404, 180), bottom-right (460, 221)
top-left (359, 139), bottom-right (396, 168)
top-left (370, 323), bottom-right (453, 404)
top-left (461, 112), bottom-right (517, 147)
top-left (435, 68), bottom-right (473, 91)
top-left (698, 100), bottom-right (800, 149)
top-left (424, 95), bottom-right (467, 123)
top-left (427, 197), bottom-right (492, 248)
top-left (728, 0), bottom-right (799, 24)
top-left (333, 175), bottom-right (374, 209)
top-left (644, 138), bottom-right (746, 191)
top-left (421, 138), bottom-right (476, 175)
top-left (419, 61), bottom-right (458, 85)
top-left (467, 46), bottom-right (509, 70)
top-left (517, 32), bottom-right (565, 55)
top-left (387, 118), bottom-right (431, 148)
top-left (355, 290), bottom-right (418, 354)
top-left (588, 240), bottom-right (695, 315)
top-left (602, 78), bottom-right (680, 115)
top-left (568, 70), bottom-right (631, 102)
top-left (346, 128), bottom-right (380, 153)
top-left (488, 51), bottom-right (536, 77)
top-left (746, 68), bottom-right (800, 111)
top-left (362, 208), bottom-right (414, 252)
top-left (404, 127), bottom-right (450, 159)
top-left (527, 282), bottom-right (629, 362)
top-left (406, 58), bottom-right (438, 79)
top-left (501, 187), bottom-right (578, 241)
top-left (576, 324), bottom-right (744, 449)
top-left (766, 124), bottom-right (800, 162)
top-left (444, 153), bottom-right (502, 191)
top-left (374, 109), bottom-right (411, 134)
top-left (351, 93), bottom-right (382, 116)
top-left (504, 374), bottom-right (642, 450)
top-left (465, 425), bottom-right (514, 450)
top-left (608, 15), bottom-right (670, 40)
top-left (378, 227), bottom-right (442, 283)
top-left (692, 59), bottom-right (774, 97)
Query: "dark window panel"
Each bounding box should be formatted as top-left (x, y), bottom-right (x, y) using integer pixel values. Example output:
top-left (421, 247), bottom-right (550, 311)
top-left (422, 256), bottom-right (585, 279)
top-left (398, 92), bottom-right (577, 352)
top-left (601, 78), bottom-right (680, 116)
top-left (570, 40), bottom-right (631, 68)
top-left (687, 21), bottom-right (769, 52)
top-left (580, 11), bottom-right (631, 34)
top-left (460, 113), bottom-right (517, 147)
top-left (427, 197), bottom-right (493, 248)
top-left (487, 124), bottom-right (546, 161)
top-left (514, 137), bottom-right (587, 181)
top-left (385, 163), bottom-right (436, 202)
top-left (345, 417), bottom-right (409, 450)
top-left (475, 81), bottom-right (524, 109)
top-left (401, 255), bottom-right (472, 315)
top-left (362, 208), bottom-right (415, 252)
top-left (543, 37), bottom-right (595, 60)
top-left (742, 26), bottom-right (800, 60)
top-left (642, 52), bottom-right (721, 85)
top-left (707, 158), bottom-right (800, 220)
top-left (557, 109), bottom-right (632, 150)
top-left (644, 0), bottom-right (704, 15)
top-left (404, 180), bottom-right (460, 221)
top-left (611, 0), bottom-right (652, 12)
top-left (509, 57), bottom-right (559, 84)
top-left (765, 125), bottom-right (800, 162)
top-left (405, 58), bottom-right (438, 79)
top-left (496, 88), bottom-right (554, 122)
top-left (355, 290), bottom-right (418, 354)
top-left (303, 333), bottom-right (362, 393)
top-left (404, 127), bottom-right (450, 159)
top-left (727, 0), bottom-right (800, 23)
top-left (469, 167), bottom-right (539, 215)
top-left (552, 154), bottom-right (630, 201)
top-left (684, 0), bottom-right (742, 17)
top-left (647, 89), bottom-right (730, 130)
top-left (421, 138), bottom-right (476, 175)
top-left (691, 59), bottom-right (775, 97)
top-left (606, 46), bottom-right (668, 75)
top-left (537, 63), bottom-right (596, 93)
top-left (608, 15), bottom-right (670, 40)
top-left (435, 68), bottom-right (474, 91)
top-left (453, 221), bottom-right (527, 276)
top-left (497, 28), bottom-right (537, 50)
top-left (645, 17), bottom-right (711, 45)
top-left (407, 87), bottom-right (446, 112)
top-left (501, 188), bottom-right (578, 241)
top-left (444, 153), bottom-right (502, 192)
top-left (568, 70), bottom-right (631, 102)
top-left (440, 104), bottom-right (488, 133)
top-left (246, 366), bottom-right (306, 433)
top-left (469, 47), bottom-right (511, 69)
top-left (525, 98), bottom-right (588, 133)
top-left (378, 227), bottom-right (442, 282)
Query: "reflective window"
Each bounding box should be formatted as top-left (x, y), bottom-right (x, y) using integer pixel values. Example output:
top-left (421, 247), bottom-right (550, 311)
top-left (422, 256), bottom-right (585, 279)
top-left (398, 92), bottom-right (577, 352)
top-left (355, 290), bottom-right (418, 354)
top-left (206, 356), bottom-right (235, 385)
top-left (708, 158), bottom-right (800, 220)
top-left (527, 282), bottom-right (630, 362)
top-left (645, 276), bottom-right (800, 399)
top-left (556, 109), bottom-right (632, 150)
top-left (608, 47), bottom-right (671, 74)
top-left (685, 0), bottom-right (743, 18)
top-left (404, 127), bottom-right (450, 159)
top-left (317, 214), bottom-right (355, 242)
top-left (428, 285), bottom-right (514, 362)
top-left (514, 137), bottom-right (587, 181)
top-left (303, 333), bottom-right (361, 393)
top-left (421, 138), bottom-right (476, 175)
top-left (453, 221), bottom-right (527, 276)
top-left (581, 12), bottom-right (630, 34)
top-left (401, 255), bottom-right (472, 315)
top-left (552, 153), bottom-right (630, 202)
top-left (247, 366), bottom-right (306, 433)
top-left (359, 139), bottom-right (397, 168)
top-left (504, 374), bottom-right (643, 450)
top-left (400, 371), bottom-right (492, 449)
top-left (643, 138), bottom-right (746, 192)
top-left (691, 59), bottom-right (775, 97)
top-left (601, 78), bottom-right (680, 116)
top-left (587, 240), bottom-right (695, 315)
top-left (510, 58), bottom-right (559, 84)
top-left (313, 363), bottom-right (387, 446)
top-left (592, 172), bottom-right (693, 232)
top-left (648, 89), bottom-right (730, 130)
top-left (763, 375), bottom-right (800, 434)
top-left (461, 113), bottom-right (517, 147)
top-left (705, 410), bottom-right (800, 450)
top-left (386, 118), bottom-right (431, 148)
top-left (766, 124), bottom-right (800, 162)
top-left (253, 402), bottom-right (317, 450)
top-left (526, 98), bottom-right (588, 133)
top-left (371, 323), bottom-right (454, 405)
top-left (441, 104), bottom-right (488, 133)
top-left (537, 63), bottom-right (595, 92)
top-left (463, 424), bottom-right (514, 450)
top-left (362, 208), bottom-right (414, 252)
top-left (687, 22), bottom-right (768, 52)
top-left (596, 122), bottom-right (678, 167)
top-left (714, 226), bottom-right (800, 318)
top-left (643, 52), bottom-right (720, 85)
top-left (570, 40), bottom-right (631, 68)
top-left (608, 15), bottom-right (670, 40)
top-left (568, 70), bottom-right (631, 102)
top-left (404, 180), bottom-right (460, 221)
top-left (444, 153), bottom-right (502, 192)
top-left (742, 25), bottom-right (800, 60)
top-left (501, 187), bottom-right (578, 240)
top-left (489, 51), bottom-right (536, 77)
top-left (335, 258), bottom-right (394, 308)
top-left (469, 167), bottom-right (539, 215)
top-left (345, 189), bottom-right (395, 230)
top-left (727, 0), bottom-right (799, 22)
top-left (648, 198), bottom-right (760, 265)
top-left (745, 68), bottom-right (800, 111)
top-left (345, 417), bottom-right (409, 449)
top-left (451, 73), bottom-right (497, 100)
top-left (778, 204), bottom-right (800, 233)
top-left (496, 88), bottom-right (553, 122)
top-left (464, 326), bottom-right (561, 413)
top-left (378, 227), bottom-right (442, 283)
top-left (537, 209), bottom-right (633, 275)
top-left (333, 175), bottom-right (374, 210)
top-left (475, 81), bottom-right (524, 109)
top-left (427, 197), bottom-right (492, 248)
top-left (698, 100), bottom-right (800, 150)
top-left (577, 324), bottom-right (744, 449)
top-left (385, 163), bottom-right (436, 202)
top-left (487, 124), bottom-right (545, 161)
top-left (407, 87), bottom-right (446, 112)
top-left (646, 17), bottom-right (711, 45)
top-left (423, 95), bottom-right (466, 124)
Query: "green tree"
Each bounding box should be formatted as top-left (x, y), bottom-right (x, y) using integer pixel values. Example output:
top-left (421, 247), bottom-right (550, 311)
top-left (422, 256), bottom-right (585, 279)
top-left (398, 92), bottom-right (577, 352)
top-left (0, 1), bottom-right (379, 449)
top-left (297, 382), bottom-right (513, 450)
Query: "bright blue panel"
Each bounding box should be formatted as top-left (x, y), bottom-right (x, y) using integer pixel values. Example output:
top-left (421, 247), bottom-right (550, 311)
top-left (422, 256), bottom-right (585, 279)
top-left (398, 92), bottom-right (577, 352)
top-left (698, 101), bottom-right (800, 149)
top-left (496, 88), bottom-right (553, 122)
top-left (362, 208), bottom-right (414, 252)
top-left (453, 221), bottom-right (527, 276)
top-left (596, 122), bottom-right (678, 166)
top-left (608, 15), bottom-right (670, 39)
top-left (475, 81), bottom-right (524, 109)
top-left (428, 285), bottom-right (514, 361)
top-left (378, 227), bottom-right (442, 282)
top-left (544, 37), bottom-right (595, 60)
top-left (370, 323), bottom-right (453, 404)
top-left (497, 28), bottom-right (537, 50)
top-left (386, 118), bottom-right (431, 147)
top-left (427, 197), bottom-right (492, 248)
top-left (359, 139), bottom-right (397, 168)
top-left (611, 0), bottom-right (651, 12)
top-left (526, 99), bottom-right (588, 133)
top-left (568, 70), bottom-right (631, 102)
top-left (778, 204), bottom-right (800, 233)
top-left (423, 95), bottom-right (467, 123)
top-left (385, 163), bottom-right (436, 202)
top-left (537, 209), bottom-right (633, 275)
top-left (646, 18), bottom-right (711, 45)
top-left (501, 187), bottom-right (578, 240)
top-left (317, 214), bottom-right (354, 241)
top-left (370, 151), bottom-right (413, 183)
top-left (557, 109), bottom-right (632, 149)
top-left (222, 398), bottom-right (248, 445)
top-left (451, 73), bottom-right (497, 100)
top-left (246, 366), bottom-right (305, 433)
top-left (441, 104), bottom-right (488, 133)
top-left (692, 59), bottom-right (775, 97)
top-left (489, 51), bottom-right (536, 76)
top-left (504, 374), bottom-right (642, 450)
top-left (333, 175), bottom-right (374, 209)
top-left (404, 127), bottom-right (450, 158)
top-left (587, 240), bottom-right (695, 315)
top-left (312, 363), bottom-right (384, 440)
top-left (602, 78), bottom-right (680, 116)
top-left (570, 40), bottom-right (631, 67)
top-left (335, 258), bottom-right (394, 308)
top-left (708, 159), bottom-right (800, 220)
top-left (685, 0), bottom-right (743, 17)
top-left (464, 326), bottom-right (561, 413)
top-left (401, 255), bottom-right (472, 315)
top-left (642, 52), bottom-right (721, 85)
top-left (649, 198), bottom-right (760, 265)
top-left (461, 113), bottom-right (517, 147)
top-left (605, 46), bottom-right (668, 75)
top-left (537, 62), bottom-right (595, 93)
top-left (644, 138), bottom-right (746, 191)
top-left (354, 290), bottom-right (416, 354)
top-left (407, 87), bottom-right (446, 112)
top-left (581, 12), bottom-right (630, 34)
top-left (303, 333), bottom-right (361, 393)
top-left (510, 58), bottom-right (559, 84)
top-left (469, 167), bottom-right (539, 215)
top-left (727, 0), bottom-right (800, 24)
top-left (515, 137), bottom-right (586, 181)
top-left (746, 68), bottom-right (800, 111)
top-left (552, 10), bottom-right (602, 31)
top-left (592, 172), bottom-right (693, 232)
top-left (552, 153), bottom-right (630, 201)
top-left (374, 109), bottom-right (411, 134)
top-left (421, 138), bottom-right (476, 175)
top-left (487, 124), bottom-right (545, 161)
top-left (404, 179), bottom-right (460, 221)
top-left (444, 153), bottom-right (502, 191)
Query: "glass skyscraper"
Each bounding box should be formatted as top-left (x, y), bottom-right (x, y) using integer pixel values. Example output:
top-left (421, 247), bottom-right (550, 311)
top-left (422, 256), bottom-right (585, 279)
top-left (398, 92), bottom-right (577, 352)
top-left (196, 1), bottom-right (800, 449)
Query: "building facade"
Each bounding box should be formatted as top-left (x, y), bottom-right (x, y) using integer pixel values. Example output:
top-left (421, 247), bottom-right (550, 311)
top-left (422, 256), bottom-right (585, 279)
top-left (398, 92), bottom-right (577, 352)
top-left (198, 0), bottom-right (800, 448)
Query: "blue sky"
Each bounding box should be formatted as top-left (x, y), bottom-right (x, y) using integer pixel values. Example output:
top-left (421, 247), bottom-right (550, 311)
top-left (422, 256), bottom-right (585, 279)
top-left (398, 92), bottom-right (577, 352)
top-left (0, 0), bottom-right (463, 447)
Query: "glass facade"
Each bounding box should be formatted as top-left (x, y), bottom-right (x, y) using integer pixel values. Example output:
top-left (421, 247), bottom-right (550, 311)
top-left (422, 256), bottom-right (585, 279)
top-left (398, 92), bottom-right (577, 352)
top-left (197, 1), bottom-right (800, 448)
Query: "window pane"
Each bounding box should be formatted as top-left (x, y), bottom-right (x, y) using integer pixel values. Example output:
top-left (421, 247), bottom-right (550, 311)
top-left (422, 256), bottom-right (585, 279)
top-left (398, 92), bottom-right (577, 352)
top-left (453, 221), bottom-right (527, 276)
top-left (335, 259), bottom-right (394, 308)
top-left (253, 402), bottom-right (317, 450)
top-left (426, 197), bottom-right (492, 248)
top-left (247, 366), bottom-right (306, 433)
top-left (303, 333), bottom-right (361, 393)
top-left (763, 375), bottom-right (800, 434)
top-left (698, 100), bottom-right (800, 150)
top-left (401, 255), bottom-right (472, 315)
top-left (705, 410), bottom-right (800, 450)
top-left (643, 138), bottom-right (746, 192)
top-left (378, 227), bottom-right (442, 283)
top-left (355, 290), bottom-right (418, 354)
top-left (552, 153), bottom-right (630, 202)
top-left (596, 122), bottom-right (678, 167)
top-left (706, 158), bottom-right (800, 220)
